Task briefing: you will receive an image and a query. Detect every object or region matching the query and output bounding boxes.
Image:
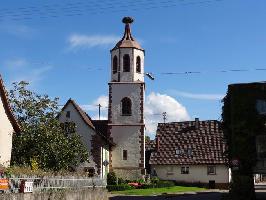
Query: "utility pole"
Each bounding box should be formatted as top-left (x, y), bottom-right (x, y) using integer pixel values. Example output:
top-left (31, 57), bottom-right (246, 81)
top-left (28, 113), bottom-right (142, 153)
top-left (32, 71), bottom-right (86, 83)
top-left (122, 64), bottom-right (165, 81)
top-left (98, 104), bottom-right (102, 120)
top-left (162, 112), bottom-right (167, 123)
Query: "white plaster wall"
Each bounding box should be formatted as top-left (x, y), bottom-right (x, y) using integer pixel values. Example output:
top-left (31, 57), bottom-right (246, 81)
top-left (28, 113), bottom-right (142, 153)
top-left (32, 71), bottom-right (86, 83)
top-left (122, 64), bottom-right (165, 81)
top-left (58, 103), bottom-right (96, 168)
top-left (110, 84), bottom-right (142, 124)
top-left (0, 98), bottom-right (14, 167)
top-left (101, 145), bottom-right (109, 178)
top-left (133, 49), bottom-right (144, 82)
top-left (151, 164), bottom-right (229, 183)
top-left (111, 49), bottom-right (119, 81)
top-left (110, 126), bottom-right (141, 168)
top-left (119, 48), bottom-right (134, 82)
top-left (111, 48), bottom-right (145, 82)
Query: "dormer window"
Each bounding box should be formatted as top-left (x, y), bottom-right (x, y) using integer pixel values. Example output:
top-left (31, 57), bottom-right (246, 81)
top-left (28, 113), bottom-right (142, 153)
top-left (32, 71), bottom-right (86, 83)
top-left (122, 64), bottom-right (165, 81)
top-left (175, 149), bottom-right (180, 155)
top-left (123, 54), bottom-right (130, 72)
top-left (121, 97), bottom-right (132, 116)
top-left (113, 55), bottom-right (118, 74)
top-left (136, 56), bottom-right (141, 73)
top-left (187, 148), bottom-right (192, 156)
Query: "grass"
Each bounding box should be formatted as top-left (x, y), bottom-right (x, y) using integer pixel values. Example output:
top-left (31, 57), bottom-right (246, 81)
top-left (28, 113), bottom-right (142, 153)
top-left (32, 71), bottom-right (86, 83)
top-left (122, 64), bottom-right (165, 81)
top-left (111, 186), bottom-right (206, 196)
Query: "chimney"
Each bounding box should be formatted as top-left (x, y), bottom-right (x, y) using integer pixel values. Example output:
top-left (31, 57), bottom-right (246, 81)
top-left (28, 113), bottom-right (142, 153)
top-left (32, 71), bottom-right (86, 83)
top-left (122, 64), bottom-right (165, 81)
top-left (195, 118), bottom-right (199, 129)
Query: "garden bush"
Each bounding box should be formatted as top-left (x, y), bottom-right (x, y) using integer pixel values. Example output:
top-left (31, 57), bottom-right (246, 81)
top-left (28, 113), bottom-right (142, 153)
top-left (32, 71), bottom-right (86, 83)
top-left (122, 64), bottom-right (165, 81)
top-left (107, 172), bottom-right (117, 185)
top-left (156, 180), bottom-right (175, 188)
top-left (174, 181), bottom-right (205, 188)
top-left (107, 184), bottom-right (132, 191)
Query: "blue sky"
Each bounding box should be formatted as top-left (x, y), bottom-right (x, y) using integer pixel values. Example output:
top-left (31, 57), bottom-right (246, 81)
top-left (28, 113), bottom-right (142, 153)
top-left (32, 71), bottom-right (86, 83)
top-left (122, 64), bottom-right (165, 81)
top-left (1, 0), bottom-right (266, 137)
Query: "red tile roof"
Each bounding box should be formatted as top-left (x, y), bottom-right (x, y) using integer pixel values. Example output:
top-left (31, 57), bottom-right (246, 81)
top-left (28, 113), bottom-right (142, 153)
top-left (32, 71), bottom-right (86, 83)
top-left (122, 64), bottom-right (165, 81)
top-left (149, 120), bottom-right (227, 165)
top-left (0, 75), bottom-right (20, 133)
top-left (92, 120), bottom-right (115, 146)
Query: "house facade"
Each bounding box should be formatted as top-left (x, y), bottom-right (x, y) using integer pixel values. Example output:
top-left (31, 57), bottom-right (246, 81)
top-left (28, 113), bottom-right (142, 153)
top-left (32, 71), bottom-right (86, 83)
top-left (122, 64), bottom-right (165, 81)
top-left (150, 118), bottom-right (230, 189)
top-left (58, 99), bottom-right (114, 178)
top-left (0, 75), bottom-right (20, 167)
top-left (108, 17), bottom-right (145, 180)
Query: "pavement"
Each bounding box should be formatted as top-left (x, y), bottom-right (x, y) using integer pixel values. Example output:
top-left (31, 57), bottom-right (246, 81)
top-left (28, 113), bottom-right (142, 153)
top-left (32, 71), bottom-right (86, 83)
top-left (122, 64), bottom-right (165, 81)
top-left (109, 191), bottom-right (226, 200)
top-left (108, 184), bottom-right (266, 200)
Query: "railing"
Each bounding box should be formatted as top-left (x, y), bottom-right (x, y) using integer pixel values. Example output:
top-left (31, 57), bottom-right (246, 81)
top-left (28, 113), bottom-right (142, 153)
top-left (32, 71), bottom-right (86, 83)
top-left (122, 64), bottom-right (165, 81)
top-left (2, 175), bottom-right (106, 193)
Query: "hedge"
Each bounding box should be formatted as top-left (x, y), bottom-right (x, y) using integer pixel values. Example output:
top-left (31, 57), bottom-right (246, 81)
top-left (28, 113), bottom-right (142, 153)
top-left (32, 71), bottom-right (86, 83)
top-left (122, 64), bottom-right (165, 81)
top-left (106, 184), bottom-right (132, 191)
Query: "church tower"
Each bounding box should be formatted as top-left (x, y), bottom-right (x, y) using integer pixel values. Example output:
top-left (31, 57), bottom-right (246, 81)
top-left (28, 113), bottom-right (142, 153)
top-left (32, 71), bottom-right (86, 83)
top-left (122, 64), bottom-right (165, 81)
top-left (108, 17), bottom-right (145, 179)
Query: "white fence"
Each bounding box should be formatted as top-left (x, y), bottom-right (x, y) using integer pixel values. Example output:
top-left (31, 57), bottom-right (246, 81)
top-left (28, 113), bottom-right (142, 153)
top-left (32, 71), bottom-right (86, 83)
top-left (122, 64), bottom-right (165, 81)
top-left (5, 175), bottom-right (106, 193)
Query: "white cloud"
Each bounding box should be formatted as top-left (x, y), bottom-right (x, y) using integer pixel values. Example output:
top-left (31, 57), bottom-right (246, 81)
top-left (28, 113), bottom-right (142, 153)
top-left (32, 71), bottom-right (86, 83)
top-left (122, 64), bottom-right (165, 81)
top-left (3, 58), bottom-right (53, 86)
top-left (81, 95), bottom-right (109, 120)
top-left (67, 34), bottom-right (120, 49)
top-left (84, 93), bottom-right (190, 138)
top-left (0, 24), bottom-right (35, 38)
top-left (4, 58), bottom-right (28, 70)
top-left (145, 92), bottom-right (190, 137)
top-left (170, 90), bottom-right (224, 100)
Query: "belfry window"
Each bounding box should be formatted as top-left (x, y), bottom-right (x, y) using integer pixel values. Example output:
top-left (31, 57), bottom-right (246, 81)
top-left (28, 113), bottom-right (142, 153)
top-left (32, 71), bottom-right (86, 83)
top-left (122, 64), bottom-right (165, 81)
top-left (136, 56), bottom-right (141, 73)
top-left (113, 56), bottom-right (118, 74)
top-left (123, 54), bottom-right (130, 72)
top-left (121, 97), bottom-right (132, 115)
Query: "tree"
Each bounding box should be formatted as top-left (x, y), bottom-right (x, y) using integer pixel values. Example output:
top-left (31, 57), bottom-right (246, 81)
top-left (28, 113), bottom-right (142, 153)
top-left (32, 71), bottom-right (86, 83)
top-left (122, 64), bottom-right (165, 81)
top-left (145, 136), bottom-right (150, 142)
top-left (9, 81), bottom-right (89, 171)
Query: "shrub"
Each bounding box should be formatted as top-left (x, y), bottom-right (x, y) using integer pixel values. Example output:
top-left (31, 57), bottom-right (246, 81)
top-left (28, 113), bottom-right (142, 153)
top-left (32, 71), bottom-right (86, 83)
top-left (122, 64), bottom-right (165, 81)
top-left (150, 177), bottom-right (160, 184)
top-left (118, 177), bottom-right (126, 184)
top-left (137, 178), bottom-right (145, 183)
top-left (107, 184), bottom-right (132, 191)
top-left (107, 172), bottom-right (117, 185)
top-left (174, 181), bottom-right (205, 188)
top-left (156, 180), bottom-right (175, 188)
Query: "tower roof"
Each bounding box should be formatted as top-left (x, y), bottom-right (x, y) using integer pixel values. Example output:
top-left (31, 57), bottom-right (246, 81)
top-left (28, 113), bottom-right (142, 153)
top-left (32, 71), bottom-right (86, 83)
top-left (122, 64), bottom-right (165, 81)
top-left (112, 17), bottom-right (143, 51)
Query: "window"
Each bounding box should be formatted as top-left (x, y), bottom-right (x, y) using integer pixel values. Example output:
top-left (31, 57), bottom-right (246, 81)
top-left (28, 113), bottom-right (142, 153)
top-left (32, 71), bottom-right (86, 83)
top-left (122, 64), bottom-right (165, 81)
top-left (113, 55), bottom-right (118, 74)
top-left (187, 148), bottom-right (192, 156)
top-left (175, 149), bottom-right (180, 155)
top-left (123, 54), bottom-right (130, 72)
top-left (123, 150), bottom-right (128, 160)
top-left (181, 166), bottom-right (189, 174)
top-left (60, 122), bottom-right (76, 135)
top-left (207, 166), bottom-right (216, 175)
top-left (256, 100), bottom-right (266, 115)
top-left (136, 56), bottom-right (141, 73)
top-left (167, 166), bottom-right (174, 175)
top-left (66, 111), bottom-right (70, 118)
top-left (121, 97), bottom-right (132, 115)
top-left (84, 167), bottom-right (95, 177)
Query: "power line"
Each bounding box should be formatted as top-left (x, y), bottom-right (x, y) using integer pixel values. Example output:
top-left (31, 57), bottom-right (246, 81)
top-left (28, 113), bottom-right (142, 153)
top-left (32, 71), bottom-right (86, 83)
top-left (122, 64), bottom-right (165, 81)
top-left (160, 68), bottom-right (266, 75)
top-left (0, 0), bottom-right (226, 22)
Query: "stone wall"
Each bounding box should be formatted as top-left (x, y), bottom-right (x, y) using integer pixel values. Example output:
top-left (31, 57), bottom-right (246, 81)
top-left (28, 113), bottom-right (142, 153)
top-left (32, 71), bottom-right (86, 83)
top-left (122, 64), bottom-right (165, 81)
top-left (0, 188), bottom-right (108, 200)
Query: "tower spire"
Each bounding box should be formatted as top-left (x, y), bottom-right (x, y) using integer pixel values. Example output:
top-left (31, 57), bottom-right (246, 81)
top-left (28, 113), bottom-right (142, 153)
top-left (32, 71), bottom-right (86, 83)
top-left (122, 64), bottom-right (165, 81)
top-left (111, 16), bottom-right (143, 51)
top-left (122, 17), bottom-right (134, 41)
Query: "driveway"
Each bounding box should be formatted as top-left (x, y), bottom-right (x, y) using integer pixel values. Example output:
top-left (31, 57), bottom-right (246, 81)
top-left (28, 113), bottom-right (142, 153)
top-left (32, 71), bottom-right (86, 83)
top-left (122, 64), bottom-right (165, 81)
top-left (109, 192), bottom-right (223, 200)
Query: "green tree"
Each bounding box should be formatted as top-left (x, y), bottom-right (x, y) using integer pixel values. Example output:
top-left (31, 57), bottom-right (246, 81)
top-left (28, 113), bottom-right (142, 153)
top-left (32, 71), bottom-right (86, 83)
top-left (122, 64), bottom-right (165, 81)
top-left (9, 81), bottom-right (89, 171)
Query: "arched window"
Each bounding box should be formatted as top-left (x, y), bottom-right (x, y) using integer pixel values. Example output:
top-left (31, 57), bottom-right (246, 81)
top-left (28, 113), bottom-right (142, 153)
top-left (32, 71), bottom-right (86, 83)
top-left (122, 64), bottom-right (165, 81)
top-left (121, 97), bottom-right (132, 115)
top-left (113, 56), bottom-right (118, 74)
top-left (123, 54), bottom-right (130, 72)
top-left (136, 56), bottom-right (141, 73)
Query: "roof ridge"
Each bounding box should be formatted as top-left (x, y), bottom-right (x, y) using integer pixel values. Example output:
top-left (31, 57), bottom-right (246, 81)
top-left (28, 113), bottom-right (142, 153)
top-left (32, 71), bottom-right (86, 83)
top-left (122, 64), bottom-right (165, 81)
top-left (60, 98), bottom-right (95, 130)
top-left (0, 74), bottom-right (20, 133)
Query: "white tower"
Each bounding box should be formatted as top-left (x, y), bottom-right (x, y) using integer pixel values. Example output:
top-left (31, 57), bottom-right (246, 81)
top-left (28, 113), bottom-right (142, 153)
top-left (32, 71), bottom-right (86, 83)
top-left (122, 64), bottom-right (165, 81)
top-left (108, 17), bottom-right (145, 179)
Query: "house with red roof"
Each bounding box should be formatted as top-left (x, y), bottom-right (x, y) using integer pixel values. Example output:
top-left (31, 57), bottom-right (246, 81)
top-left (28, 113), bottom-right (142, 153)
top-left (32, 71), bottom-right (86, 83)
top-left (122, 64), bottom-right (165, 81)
top-left (0, 75), bottom-right (20, 167)
top-left (149, 118), bottom-right (230, 189)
